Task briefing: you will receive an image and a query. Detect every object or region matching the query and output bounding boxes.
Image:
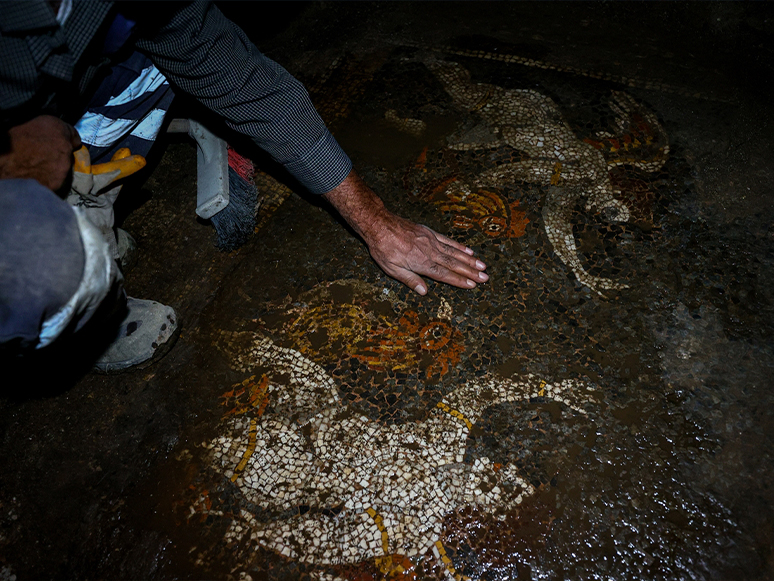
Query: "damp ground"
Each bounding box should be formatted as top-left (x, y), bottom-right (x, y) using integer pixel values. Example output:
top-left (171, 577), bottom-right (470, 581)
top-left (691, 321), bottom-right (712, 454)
top-left (1, 3), bottom-right (773, 581)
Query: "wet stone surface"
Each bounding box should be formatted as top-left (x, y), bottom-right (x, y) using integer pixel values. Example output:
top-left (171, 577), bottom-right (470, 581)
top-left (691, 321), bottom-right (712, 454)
top-left (1, 3), bottom-right (773, 581)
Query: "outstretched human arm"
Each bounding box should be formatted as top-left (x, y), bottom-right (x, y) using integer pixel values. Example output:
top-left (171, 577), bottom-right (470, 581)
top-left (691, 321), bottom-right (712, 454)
top-left (324, 171), bottom-right (488, 294)
top-left (134, 2), bottom-right (487, 294)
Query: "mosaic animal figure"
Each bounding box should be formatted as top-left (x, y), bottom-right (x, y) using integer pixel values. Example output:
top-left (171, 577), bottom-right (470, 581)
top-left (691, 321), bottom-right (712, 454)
top-left (424, 58), bottom-right (669, 294)
top-left (437, 187), bottom-right (529, 240)
top-left (403, 150), bottom-right (530, 244)
top-left (204, 331), bottom-right (597, 581)
top-left (281, 300), bottom-right (464, 381)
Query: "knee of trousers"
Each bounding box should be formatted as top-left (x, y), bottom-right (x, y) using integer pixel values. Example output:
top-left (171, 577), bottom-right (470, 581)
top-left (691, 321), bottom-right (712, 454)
top-left (0, 179), bottom-right (123, 350)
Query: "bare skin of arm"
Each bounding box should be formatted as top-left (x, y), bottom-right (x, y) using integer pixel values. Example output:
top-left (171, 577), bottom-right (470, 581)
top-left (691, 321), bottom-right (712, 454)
top-left (1, 118), bottom-right (486, 295)
top-left (0, 115), bottom-right (81, 193)
top-left (324, 170), bottom-right (489, 295)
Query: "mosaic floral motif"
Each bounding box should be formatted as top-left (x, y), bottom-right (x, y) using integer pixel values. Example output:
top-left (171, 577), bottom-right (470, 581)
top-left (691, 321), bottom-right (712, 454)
top-left (351, 309), bottom-right (464, 380)
top-left (404, 146), bottom-right (530, 243)
top-left (422, 58), bottom-right (669, 295)
top-left (436, 187), bottom-right (529, 239)
top-left (404, 151), bottom-right (530, 243)
top-left (278, 292), bottom-right (464, 382)
top-left (201, 328), bottom-right (597, 581)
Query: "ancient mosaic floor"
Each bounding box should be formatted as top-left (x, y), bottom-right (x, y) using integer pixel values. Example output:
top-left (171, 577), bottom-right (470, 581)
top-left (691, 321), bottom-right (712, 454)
top-left (1, 4), bottom-right (772, 581)
top-left (173, 31), bottom-right (772, 581)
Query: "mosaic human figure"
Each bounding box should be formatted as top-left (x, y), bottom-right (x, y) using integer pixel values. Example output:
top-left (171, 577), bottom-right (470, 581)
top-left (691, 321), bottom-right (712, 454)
top-left (205, 330), bottom-right (597, 580)
top-left (424, 58), bottom-right (669, 294)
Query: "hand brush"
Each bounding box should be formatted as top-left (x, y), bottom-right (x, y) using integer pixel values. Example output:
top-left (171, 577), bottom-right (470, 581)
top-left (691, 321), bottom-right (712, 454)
top-left (167, 119), bottom-right (260, 251)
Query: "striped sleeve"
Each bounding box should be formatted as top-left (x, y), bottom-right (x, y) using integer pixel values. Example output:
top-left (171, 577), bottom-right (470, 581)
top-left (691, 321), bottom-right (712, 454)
top-left (134, 1), bottom-right (352, 195)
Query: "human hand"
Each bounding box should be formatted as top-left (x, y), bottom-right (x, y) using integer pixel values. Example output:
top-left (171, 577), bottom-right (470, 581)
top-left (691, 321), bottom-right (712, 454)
top-left (364, 210), bottom-right (489, 295)
top-left (0, 115), bottom-right (82, 192)
top-left (323, 171), bottom-right (489, 295)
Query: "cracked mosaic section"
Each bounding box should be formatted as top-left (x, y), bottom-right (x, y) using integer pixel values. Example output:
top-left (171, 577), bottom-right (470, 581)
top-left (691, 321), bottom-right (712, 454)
top-left (196, 289), bottom-right (598, 580)
top-left (179, 39), bottom-right (746, 581)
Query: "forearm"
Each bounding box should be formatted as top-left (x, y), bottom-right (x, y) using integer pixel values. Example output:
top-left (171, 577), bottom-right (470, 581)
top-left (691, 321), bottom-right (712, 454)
top-left (134, 1), bottom-right (351, 194)
top-left (322, 170), bottom-right (390, 244)
top-left (322, 170), bottom-right (488, 295)
top-left (132, 2), bottom-right (488, 295)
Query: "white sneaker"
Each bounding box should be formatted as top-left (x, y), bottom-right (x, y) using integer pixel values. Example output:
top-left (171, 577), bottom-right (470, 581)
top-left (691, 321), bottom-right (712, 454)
top-left (93, 297), bottom-right (179, 373)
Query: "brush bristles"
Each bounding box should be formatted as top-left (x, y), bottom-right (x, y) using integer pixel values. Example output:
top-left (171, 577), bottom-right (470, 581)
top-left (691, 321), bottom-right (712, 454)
top-left (211, 165), bottom-right (259, 251)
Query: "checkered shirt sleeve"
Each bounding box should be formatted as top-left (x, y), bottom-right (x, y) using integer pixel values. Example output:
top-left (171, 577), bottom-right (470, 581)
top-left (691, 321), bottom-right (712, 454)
top-left (135, 2), bottom-right (352, 195)
top-left (0, 1), bottom-right (112, 122)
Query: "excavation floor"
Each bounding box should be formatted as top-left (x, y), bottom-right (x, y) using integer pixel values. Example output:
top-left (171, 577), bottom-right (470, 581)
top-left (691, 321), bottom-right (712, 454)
top-left (1, 3), bottom-right (773, 580)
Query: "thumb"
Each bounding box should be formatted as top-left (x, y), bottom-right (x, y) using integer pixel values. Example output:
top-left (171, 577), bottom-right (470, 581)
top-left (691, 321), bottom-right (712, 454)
top-left (388, 266), bottom-right (427, 296)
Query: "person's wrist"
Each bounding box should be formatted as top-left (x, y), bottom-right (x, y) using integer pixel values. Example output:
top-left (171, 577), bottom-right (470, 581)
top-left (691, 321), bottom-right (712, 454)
top-left (324, 171), bottom-right (388, 240)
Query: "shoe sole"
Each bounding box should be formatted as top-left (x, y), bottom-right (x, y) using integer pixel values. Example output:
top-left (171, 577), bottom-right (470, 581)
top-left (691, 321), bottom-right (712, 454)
top-left (92, 319), bottom-right (182, 375)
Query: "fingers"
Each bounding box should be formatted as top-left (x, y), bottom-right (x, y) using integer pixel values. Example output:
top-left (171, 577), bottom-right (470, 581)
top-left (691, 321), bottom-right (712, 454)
top-left (429, 249), bottom-right (487, 287)
top-left (74, 146), bottom-right (147, 179)
top-left (71, 145), bottom-right (147, 194)
top-left (432, 230), bottom-right (475, 256)
top-left (385, 225), bottom-right (490, 294)
top-left (111, 148), bottom-right (132, 161)
top-left (420, 250), bottom-right (487, 290)
top-left (390, 268), bottom-right (429, 296)
top-left (435, 237), bottom-right (488, 277)
top-left (423, 226), bottom-right (488, 281)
